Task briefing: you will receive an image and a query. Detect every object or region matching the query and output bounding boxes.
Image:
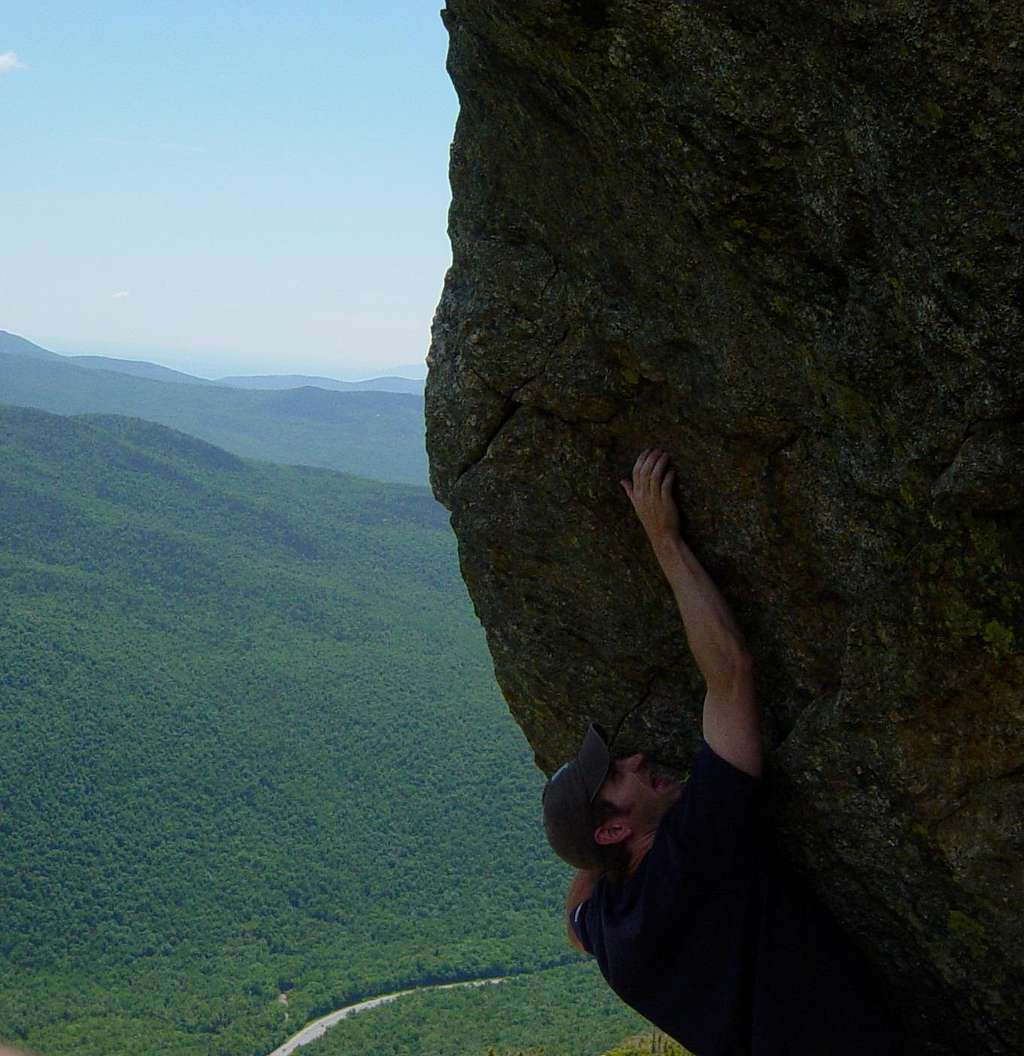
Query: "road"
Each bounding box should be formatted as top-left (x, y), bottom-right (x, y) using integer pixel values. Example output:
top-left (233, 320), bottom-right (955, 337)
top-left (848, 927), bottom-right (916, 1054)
top-left (265, 975), bottom-right (508, 1056)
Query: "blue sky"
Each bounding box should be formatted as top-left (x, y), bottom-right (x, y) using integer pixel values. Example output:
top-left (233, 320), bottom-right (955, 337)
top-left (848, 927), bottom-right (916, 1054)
top-left (0, 2), bottom-right (458, 378)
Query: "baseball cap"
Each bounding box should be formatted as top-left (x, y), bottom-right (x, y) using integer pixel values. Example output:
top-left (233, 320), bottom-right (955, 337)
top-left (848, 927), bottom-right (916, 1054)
top-left (541, 723), bottom-right (612, 869)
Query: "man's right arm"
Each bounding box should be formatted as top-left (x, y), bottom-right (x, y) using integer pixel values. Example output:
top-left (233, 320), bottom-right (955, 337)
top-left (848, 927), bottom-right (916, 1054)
top-left (622, 450), bottom-right (762, 778)
top-left (651, 532), bottom-right (761, 778)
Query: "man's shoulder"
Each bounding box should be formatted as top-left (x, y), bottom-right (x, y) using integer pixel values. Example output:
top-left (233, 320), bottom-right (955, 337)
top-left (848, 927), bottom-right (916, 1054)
top-left (695, 736), bottom-right (764, 783)
top-left (649, 740), bottom-right (771, 884)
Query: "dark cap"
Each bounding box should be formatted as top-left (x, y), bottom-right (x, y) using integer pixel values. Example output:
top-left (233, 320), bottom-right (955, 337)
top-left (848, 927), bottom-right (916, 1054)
top-left (541, 724), bottom-right (612, 869)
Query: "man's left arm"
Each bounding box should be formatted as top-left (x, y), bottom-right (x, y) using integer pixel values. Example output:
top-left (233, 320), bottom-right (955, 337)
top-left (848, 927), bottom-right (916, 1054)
top-left (565, 869), bottom-right (601, 953)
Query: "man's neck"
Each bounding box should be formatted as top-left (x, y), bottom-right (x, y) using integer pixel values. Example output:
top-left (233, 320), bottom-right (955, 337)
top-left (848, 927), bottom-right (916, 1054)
top-left (625, 830), bottom-right (658, 876)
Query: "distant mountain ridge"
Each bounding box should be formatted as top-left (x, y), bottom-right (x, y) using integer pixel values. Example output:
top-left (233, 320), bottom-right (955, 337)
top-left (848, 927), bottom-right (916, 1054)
top-left (0, 330), bottom-right (424, 393)
top-left (217, 373), bottom-right (423, 395)
top-left (0, 331), bottom-right (427, 484)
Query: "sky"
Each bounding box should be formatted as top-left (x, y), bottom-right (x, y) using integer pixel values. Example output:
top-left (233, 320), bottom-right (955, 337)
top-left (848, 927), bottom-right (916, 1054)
top-left (0, 2), bottom-right (458, 379)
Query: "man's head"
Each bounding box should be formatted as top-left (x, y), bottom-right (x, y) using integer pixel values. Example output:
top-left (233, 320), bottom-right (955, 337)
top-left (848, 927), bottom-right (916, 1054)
top-left (541, 724), bottom-right (612, 870)
top-left (542, 724), bottom-right (681, 875)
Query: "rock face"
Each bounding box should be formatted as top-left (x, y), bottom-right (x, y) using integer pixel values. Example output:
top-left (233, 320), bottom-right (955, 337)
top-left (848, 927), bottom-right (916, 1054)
top-left (426, 2), bottom-right (1023, 1052)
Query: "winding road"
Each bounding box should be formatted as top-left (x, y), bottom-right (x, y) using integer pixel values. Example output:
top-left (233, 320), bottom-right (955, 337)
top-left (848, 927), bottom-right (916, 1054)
top-left (265, 975), bottom-right (508, 1056)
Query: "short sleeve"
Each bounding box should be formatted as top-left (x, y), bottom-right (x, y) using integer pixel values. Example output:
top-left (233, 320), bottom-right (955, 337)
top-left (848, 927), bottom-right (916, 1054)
top-left (662, 738), bottom-right (763, 883)
top-left (569, 898), bottom-right (593, 954)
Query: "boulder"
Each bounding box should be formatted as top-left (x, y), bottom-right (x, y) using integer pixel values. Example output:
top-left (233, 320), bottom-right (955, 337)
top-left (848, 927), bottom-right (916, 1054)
top-left (426, 2), bottom-right (1023, 1052)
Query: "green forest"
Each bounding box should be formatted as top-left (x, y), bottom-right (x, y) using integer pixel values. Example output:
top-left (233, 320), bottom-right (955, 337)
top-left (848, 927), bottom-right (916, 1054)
top-left (0, 405), bottom-right (643, 1056)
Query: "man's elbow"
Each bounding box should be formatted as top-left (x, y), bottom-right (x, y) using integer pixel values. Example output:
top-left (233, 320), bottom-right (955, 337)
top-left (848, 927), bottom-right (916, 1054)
top-left (732, 642), bottom-right (754, 675)
top-left (709, 644), bottom-right (754, 695)
top-left (703, 651), bottom-right (762, 778)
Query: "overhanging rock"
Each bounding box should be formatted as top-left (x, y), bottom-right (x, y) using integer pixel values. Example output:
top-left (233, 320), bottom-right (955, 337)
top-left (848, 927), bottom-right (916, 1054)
top-left (426, 3), bottom-right (1024, 1052)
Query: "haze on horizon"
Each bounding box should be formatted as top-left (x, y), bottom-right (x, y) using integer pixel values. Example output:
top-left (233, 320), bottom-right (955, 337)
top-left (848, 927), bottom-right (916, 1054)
top-left (0, 2), bottom-right (457, 380)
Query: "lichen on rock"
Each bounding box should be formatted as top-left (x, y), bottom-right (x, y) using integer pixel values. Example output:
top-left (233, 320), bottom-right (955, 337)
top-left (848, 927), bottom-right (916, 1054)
top-left (426, 3), bottom-right (1024, 1052)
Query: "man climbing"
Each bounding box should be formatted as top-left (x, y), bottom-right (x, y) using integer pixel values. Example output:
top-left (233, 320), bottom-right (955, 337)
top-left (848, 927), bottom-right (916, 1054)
top-left (542, 449), bottom-right (902, 1055)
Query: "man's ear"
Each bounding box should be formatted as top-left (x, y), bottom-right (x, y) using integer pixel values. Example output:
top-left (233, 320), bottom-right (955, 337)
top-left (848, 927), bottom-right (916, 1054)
top-left (594, 819), bottom-right (631, 846)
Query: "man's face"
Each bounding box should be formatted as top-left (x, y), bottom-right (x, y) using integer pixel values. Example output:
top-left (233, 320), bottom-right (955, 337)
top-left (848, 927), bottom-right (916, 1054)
top-left (598, 752), bottom-right (682, 834)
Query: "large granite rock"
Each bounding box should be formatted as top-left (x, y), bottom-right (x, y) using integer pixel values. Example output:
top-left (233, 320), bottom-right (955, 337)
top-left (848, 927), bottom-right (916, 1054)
top-left (425, 2), bottom-right (1023, 1052)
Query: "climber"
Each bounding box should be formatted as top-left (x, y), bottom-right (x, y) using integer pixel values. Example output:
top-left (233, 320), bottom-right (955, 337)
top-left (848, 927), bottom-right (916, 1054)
top-left (541, 449), bottom-right (902, 1055)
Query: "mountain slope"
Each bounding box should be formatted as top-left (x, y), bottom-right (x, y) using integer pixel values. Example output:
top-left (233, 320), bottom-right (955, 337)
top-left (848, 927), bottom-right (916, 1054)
top-left (0, 330), bottom-right (62, 360)
top-left (68, 354), bottom-right (212, 385)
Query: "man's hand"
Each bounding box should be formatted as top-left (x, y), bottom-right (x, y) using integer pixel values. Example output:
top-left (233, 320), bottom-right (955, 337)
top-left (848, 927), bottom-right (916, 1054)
top-left (620, 448), bottom-right (680, 549)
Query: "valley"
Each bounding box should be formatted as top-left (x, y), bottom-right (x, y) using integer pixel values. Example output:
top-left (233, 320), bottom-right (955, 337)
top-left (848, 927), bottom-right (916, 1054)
top-left (0, 404), bottom-right (642, 1056)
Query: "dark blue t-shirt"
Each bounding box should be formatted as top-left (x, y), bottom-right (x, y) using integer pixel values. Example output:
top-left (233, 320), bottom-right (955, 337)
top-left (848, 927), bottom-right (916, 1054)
top-left (570, 739), bottom-right (901, 1056)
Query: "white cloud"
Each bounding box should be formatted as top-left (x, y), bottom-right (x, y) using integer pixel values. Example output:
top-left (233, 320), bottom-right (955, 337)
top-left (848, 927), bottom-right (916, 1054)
top-left (0, 51), bottom-right (26, 73)
top-left (111, 290), bottom-right (130, 300)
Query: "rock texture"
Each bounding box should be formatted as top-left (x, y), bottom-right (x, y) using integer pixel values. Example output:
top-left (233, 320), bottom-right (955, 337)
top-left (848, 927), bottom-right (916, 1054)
top-left (425, 2), bottom-right (1023, 1052)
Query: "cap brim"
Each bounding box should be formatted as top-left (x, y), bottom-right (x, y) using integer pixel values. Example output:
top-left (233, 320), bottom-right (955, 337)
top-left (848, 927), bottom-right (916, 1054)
top-left (576, 723), bottom-right (611, 802)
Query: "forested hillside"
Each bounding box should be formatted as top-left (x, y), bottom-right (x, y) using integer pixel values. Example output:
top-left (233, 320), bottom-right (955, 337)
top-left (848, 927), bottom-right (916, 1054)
top-left (0, 349), bottom-right (426, 483)
top-left (0, 406), bottom-right (638, 1056)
